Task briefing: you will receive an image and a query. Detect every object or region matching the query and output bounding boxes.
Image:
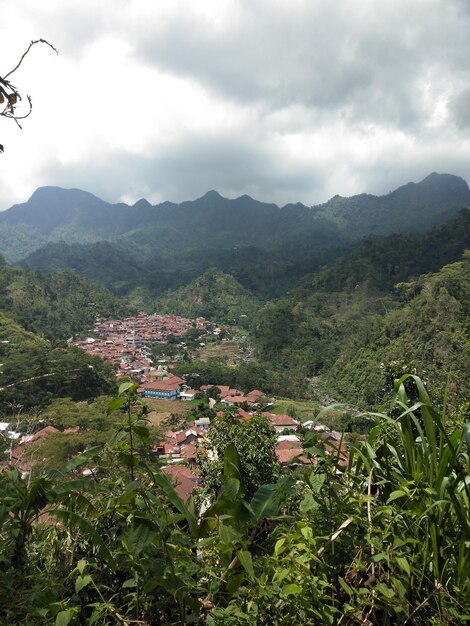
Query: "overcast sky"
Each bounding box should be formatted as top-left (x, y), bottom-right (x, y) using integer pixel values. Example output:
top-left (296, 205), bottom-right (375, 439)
top-left (1, 0), bottom-right (470, 210)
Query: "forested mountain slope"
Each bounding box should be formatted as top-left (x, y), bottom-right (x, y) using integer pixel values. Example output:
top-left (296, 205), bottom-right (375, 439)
top-left (253, 212), bottom-right (470, 411)
top-left (12, 173), bottom-right (470, 300)
top-left (150, 268), bottom-right (261, 322)
top-left (0, 256), bottom-right (132, 340)
top-left (0, 312), bottom-right (116, 412)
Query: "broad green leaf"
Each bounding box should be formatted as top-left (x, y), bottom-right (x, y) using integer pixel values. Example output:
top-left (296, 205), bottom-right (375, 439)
top-left (387, 490), bottom-right (407, 503)
top-left (274, 537), bottom-right (286, 556)
top-left (396, 556), bottom-right (410, 576)
top-left (75, 574), bottom-right (92, 593)
top-left (153, 471), bottom-right (198, 537)
top-left (59, 447), bottom-right (102, 474)
top-left (125, 518), bottom-right (156, 556)
top-left (300, 491), bottom-right (319, 514)
top-left (107, 396), bottom-right (126, 415)
top-left (250, 476), bottom-right (295, 522)
top-left (55, 611), bottom-right (74, 626)
top-left (118, 382), bottom-right (135, 395)
top-left (283, 583), bottom-right (301, 595)
top-left (238, 550), bottom-right (255, 580)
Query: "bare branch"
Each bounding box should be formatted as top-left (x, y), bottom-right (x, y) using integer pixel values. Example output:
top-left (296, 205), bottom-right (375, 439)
top-left (3, 38), bottom-right (58, 80)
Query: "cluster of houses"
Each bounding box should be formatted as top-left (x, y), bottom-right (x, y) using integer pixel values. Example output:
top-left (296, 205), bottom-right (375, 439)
top-left (153, 402), bottom-right (349, 501)
top-left (1, 400), bottom-right (349, 503)
top-left (73, 313), bottom-right (211, 380)
top-left (136, 377), bottom-right (268, 406)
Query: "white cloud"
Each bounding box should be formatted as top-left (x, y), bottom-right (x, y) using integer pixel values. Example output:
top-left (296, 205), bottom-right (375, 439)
top-left (1, 0), bottom-right (470, 210)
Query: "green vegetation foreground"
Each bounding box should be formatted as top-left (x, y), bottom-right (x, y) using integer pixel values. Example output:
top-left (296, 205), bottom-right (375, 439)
top-left (0, 376), bottom-right (469, 624)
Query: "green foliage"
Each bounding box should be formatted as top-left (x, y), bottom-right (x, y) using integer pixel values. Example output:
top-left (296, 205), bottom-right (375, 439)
top-left (0, 312), bottom-right (116, 412)
top-left (0, 376), bottom-right (468, 623)
top-left (0, 263), bottom-right (133, 340)
top-left (254, 249), bottom-right (470, 417)
top-left (154, 268), bottom-right (261, 324)
top-left (198, 412), bottom-right (280, 500)
top-left (174, 358), bottom-right (310, 399)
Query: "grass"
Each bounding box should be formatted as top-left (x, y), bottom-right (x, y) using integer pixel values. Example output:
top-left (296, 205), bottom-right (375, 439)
top-left (271, 398), bottom-right (321, 421)
top-left (143, 398), bottom-right (191, 427)
top-left (195, 341), bottom-right (244, 366)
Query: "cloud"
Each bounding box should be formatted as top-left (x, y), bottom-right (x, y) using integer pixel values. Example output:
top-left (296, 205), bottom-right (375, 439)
top-left (0, 0), bottom-right (470, 211)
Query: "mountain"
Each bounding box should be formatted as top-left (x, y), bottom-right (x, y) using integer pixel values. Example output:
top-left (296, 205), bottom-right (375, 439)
top-left (252, 210), bottom-right (470, 410)
top-left (150, 268), bottom-right (261, 323)
top-left (311, 172), bottom-right (470, 239)
top-left (0, 173), bottom-right (467, 264)
top-left (1, 172), bottom-right (468, 304)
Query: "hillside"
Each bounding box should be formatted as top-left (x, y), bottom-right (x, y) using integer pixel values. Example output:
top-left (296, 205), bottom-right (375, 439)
top-left (3, 173), bottom-right (468, 302)
top-left (0, 256), bottom-right (133, 340)
top-left (0, 312), bottom-right (116, 412)
top-left (253, 212), bottom-right (470, 411)
top-left (324, 253), bottom-right (470, 408)
top-left (151, 268), bottom-right (261, 323)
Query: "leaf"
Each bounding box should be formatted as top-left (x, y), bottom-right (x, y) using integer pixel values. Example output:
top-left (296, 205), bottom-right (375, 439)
top-left (376, 582), bottom-right (395, 599)
top-left (338, 576), bottom-right (354, 596)
top-left (222, 444), bottom-right (245, 497)
top-left (60, 446), bottom-right (102, 473)
top-left (75, 574), bottom-right (92, 593)
top-left (152, 471), bottom-right (198, 537)
top-left (387, 490), bottom-right (407, 503)
top-left (274, 537), bottom-right (286, 556)
top-left (122, 578), bottom-right (138, 588)
top-left (238, 550), bottom-right (255, 580)
top-left (250, 476), bottom-right (295, 522)
top-left (307, 472), bottom-right (326, 493)
top-left (107, 396), bottom-right (126, 415)
top-left (125, 518), bottom-right (156, 556)
top-left (283, 583), bottom-right (301, 595)
top-left (395, 556), bottom-right (410, 576)
top-left (300, 491), bottom-right (319, 514)
top-left (55, 611), bottom-right (74, 626)
top-left (118, 382), bottom-right (135, 395)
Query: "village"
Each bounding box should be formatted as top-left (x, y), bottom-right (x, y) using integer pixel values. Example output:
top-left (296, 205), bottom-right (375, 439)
top-left (72, 312), bottom-right (217, 380)
top-left (2, 312), bottom-right (350, 502)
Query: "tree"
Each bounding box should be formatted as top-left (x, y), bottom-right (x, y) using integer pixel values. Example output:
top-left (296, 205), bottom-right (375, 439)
top-left (1, 39), bottom-right (57, 152)
top-left (199, 411), bottom-right (279, 500)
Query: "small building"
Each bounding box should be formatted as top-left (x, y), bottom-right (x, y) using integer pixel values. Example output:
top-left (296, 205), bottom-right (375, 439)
top-left (137, 373), bottom-right (184, 400)
top-left (263, 413), bottom-right (300, 433)
top-left (180, 389), bottom-right (197, 401)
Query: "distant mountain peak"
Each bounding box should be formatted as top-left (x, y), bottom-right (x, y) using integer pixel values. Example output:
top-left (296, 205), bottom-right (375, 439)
top-left (199, 190), bottom-right (223, 200)
top-left (29, 186), bottom-right (101, 203)
top-left (132, 198), bottom-right (152, 209)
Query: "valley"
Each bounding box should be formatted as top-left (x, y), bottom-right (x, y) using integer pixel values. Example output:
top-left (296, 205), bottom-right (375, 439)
top-left (0, 173), bottom-right (469, 624)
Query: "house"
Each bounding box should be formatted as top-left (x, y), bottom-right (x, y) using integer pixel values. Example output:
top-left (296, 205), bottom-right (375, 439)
top-left (180, 389), bottom-right (197, 401)
top-left (162, 465), bottom-right (200, 501)
top-left (194, 417), bottom-right (211, 430)
top-left (137, 373), bottom-right (184, 400)
top-left (275, 440), bottom-right (312, 467)
top-left (246, 389), bottom-right (265, 403)
top-left (221, 395), bottom-right (252, 407)
top-left (263, 413), bottom-right (300, 433)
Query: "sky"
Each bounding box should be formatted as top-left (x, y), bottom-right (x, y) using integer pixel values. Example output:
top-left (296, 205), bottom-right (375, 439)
top-left (1, 0), bottom-right (470, 211)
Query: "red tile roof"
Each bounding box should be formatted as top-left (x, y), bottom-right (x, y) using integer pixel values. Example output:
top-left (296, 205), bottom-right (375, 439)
top-left (162, 465), bottom-right (199, 501)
